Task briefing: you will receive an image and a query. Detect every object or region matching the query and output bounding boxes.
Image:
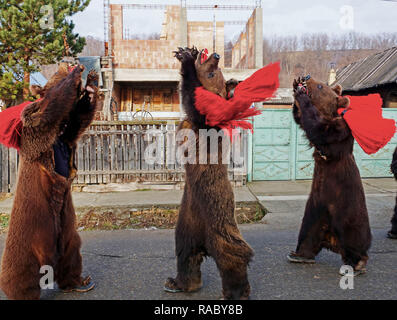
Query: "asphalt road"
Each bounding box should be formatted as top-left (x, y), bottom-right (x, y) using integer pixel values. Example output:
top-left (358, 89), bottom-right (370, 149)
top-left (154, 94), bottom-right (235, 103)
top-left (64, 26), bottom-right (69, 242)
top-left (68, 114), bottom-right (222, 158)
top-left (0, 192), bottom-right (396, 300)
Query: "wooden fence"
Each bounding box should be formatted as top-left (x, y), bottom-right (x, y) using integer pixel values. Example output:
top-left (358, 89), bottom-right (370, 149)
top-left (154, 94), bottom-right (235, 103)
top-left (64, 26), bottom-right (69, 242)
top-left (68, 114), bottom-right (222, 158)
top-left (0, 146), bottom-right (18, 194)
top-left (0, 122), bottom-right (249, 193)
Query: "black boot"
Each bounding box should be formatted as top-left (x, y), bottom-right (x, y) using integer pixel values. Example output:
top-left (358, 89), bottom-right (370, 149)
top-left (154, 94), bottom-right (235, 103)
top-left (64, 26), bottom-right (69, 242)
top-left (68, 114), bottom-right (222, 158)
top-left (388, 201), bottom-right (397, 239)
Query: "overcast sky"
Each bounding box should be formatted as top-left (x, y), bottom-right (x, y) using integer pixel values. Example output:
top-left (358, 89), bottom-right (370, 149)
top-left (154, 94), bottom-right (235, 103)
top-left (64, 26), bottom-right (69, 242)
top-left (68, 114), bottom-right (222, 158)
top-left (71, 0), bottom-right (397, 41)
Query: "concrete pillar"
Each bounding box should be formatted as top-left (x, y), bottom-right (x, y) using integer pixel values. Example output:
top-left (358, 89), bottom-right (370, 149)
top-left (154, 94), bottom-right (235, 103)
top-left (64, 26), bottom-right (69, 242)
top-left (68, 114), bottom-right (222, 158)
top-left (246, 25), bottom-right (249, 68)
top-left (239, 36), bottom-right (242, 69)
top-left (110, 5), bottom-right (123, 42)
top-left (254, 8), bottom-right (263, 68)
top-left (179, 6), bottom-right (188, 111)
top-left (328, 68), bottom-right (337, 85)
top-left (179, 7), bottom-right (187, 112)
top-left (179, 7), bottom-right (188, 48)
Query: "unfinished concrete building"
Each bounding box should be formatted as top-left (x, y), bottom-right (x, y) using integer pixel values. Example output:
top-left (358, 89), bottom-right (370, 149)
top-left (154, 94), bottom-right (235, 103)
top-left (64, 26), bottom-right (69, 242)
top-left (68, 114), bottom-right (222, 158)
top-left (102, 2), bottom-right (263, 121)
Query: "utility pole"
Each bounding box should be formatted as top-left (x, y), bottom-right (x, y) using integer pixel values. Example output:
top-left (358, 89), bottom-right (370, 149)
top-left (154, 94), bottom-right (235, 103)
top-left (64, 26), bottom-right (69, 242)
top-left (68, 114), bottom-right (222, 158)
top-left (103, 0), bottom-right (114, 121)
top-left (103, 0), bottom-right (110, 55)
top-left (213, 12), bottom-right (216, 53)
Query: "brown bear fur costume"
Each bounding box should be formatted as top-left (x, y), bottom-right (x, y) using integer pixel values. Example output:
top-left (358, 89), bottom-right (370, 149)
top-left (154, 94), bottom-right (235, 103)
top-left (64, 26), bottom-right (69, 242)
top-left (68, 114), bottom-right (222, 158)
top-left (389, 147), bottom-right (397, 239)
top-left (164, 47), bottom-right (253, 300)
top-left (0, 65), bottom-right (98, 299)
top-left (288, 76), bottom-right (371, 274)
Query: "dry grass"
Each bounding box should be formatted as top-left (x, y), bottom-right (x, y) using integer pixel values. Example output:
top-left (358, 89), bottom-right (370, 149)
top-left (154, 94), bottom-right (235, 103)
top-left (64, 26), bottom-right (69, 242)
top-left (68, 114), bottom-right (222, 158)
top-left (76, 204), bottom-right (265, 231)
top-left (0, 204), bottom-right (266, 233)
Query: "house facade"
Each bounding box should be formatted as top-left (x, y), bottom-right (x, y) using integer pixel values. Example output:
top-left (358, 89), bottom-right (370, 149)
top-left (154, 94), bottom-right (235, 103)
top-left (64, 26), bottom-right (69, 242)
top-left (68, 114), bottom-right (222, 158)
top-left (102, 3), bottom-right (263, 122)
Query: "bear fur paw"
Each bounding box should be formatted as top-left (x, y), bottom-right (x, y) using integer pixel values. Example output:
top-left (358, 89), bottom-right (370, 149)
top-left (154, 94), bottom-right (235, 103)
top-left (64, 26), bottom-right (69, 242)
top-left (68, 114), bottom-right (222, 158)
top-left (294, 91), bottom-right (311, 107)
top-left (173, 47), bottom-right (195, 63)
top-left (163, 278), bottom-right (184, 293)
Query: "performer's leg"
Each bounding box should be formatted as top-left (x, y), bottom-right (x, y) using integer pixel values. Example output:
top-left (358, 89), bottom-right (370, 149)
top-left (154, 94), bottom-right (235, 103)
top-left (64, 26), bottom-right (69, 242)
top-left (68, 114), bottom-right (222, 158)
top-left (288, 198), bottom-right (326, 263)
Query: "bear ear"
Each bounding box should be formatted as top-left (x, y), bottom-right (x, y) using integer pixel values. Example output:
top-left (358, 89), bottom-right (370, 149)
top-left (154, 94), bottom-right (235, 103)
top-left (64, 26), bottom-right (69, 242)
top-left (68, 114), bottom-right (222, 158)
top-left (337, 96), bottom-right (350, 108)
top-left (332, 84), bottom-right (343, 96)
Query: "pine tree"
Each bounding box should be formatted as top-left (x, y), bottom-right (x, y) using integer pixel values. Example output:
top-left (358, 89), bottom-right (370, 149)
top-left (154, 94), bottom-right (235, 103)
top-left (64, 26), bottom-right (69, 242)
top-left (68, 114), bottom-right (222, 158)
top-left (0, 0), bottom-right (90, 106)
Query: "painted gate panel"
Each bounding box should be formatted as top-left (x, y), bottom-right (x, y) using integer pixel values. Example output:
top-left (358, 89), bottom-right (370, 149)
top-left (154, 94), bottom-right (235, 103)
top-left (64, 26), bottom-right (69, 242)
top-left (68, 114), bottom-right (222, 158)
top-left (253, 108), bottom-right (397, 180)
top-left (295, 129), bottom-right (314, 179)
top-left (253, 110), bottom-right (292, 180)
top-left (354, 109), bottom-right (397, 178)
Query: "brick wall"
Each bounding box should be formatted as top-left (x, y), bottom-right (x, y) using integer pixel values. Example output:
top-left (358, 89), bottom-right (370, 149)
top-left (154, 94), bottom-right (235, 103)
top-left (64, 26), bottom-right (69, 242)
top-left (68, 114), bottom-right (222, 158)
top-left (187, 22), bottom-right (225, 68)
top-left (111, 5), bottom-right (181, 69)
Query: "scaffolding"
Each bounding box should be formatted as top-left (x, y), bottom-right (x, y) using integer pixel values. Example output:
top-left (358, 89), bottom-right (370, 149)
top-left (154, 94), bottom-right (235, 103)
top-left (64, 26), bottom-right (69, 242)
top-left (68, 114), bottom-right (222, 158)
top-left (103, 0), bottom-right (110, 54)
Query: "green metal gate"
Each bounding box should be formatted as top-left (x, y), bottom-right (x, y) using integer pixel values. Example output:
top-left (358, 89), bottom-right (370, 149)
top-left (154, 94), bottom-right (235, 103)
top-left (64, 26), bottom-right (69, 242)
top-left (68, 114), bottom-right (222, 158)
top-left (252, 108), bottom-right (397, 180)
top-left (252, 109), bottom-right (294, 180)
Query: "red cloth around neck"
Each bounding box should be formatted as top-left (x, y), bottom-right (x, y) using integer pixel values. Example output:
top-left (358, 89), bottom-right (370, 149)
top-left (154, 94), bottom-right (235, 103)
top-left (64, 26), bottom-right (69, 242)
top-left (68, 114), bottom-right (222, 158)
top-left (337, 94), bottom-right (396, 154)
top-left (200, 48), bottom-right (209, 64)
top-left (0, 100), bottom-right (39, 150)
top-left (194, 62), bottom-right (280, 137)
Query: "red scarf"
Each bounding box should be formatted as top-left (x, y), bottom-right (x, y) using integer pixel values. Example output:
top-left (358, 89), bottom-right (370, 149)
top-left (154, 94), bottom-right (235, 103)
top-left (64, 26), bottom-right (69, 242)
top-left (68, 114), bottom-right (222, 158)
top-left (0, 66), bottom-right (75, 150)
top-left (200, 49), bottom-right (209, 64)
top-left (194, 62), bottom-right (280, 137)
top-left (0, 100), bottom-right (39, 150)
top-left (337, 94), bottom-right (396, 154)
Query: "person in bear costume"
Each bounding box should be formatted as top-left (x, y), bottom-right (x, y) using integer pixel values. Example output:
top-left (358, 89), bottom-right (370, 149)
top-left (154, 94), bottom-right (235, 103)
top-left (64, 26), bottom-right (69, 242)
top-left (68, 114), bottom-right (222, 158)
top-left (287, 76), bottom-right (372, 275)
top-left (0, 64), bottom-right (98, 299)
top-left (164, 47), bottom-right (279, 299)
top-left (389, 147), bottom-right (397, 239)
top-left (163, 47), bottom-right (253, 300)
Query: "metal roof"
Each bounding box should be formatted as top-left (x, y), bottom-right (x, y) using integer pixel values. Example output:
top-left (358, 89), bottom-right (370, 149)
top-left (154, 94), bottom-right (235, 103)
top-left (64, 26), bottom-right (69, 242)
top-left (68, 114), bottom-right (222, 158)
top-left (263, 88), bottom-right (294, 104)
top-left (30, 72), bottom-right (48, 87)
top-left (333, 46), bottom-right (397, 92)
